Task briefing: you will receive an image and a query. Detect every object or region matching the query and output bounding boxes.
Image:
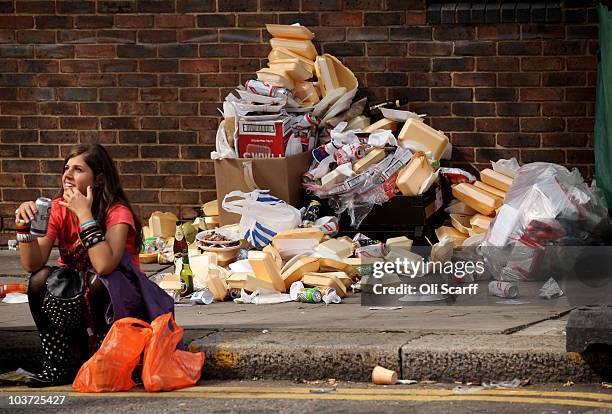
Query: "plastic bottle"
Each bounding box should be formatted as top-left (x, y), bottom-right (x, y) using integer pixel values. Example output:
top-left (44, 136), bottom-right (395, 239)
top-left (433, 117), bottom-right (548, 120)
top-left (179, 254), bottom-right (194, 297)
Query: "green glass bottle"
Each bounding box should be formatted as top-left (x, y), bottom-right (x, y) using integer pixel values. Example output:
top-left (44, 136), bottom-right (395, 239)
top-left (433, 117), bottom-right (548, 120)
top-left (180, 254), bottom-right (194, 297)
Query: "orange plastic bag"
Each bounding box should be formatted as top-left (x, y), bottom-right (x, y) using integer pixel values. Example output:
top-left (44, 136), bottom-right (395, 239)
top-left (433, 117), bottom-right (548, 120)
top-left (73, 318), bottom-right (152, 393)
top-left (142, 313), bottom-right (205, 392)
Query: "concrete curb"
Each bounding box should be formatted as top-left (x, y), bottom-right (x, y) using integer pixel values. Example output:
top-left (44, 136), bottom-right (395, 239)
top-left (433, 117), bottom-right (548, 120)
top-left (2, 329), bottom-right (610, 383)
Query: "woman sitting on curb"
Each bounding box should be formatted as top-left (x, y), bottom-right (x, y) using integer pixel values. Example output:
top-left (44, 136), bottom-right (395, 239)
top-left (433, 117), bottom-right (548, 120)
top-left (15, 144), bottom-right (173, 387)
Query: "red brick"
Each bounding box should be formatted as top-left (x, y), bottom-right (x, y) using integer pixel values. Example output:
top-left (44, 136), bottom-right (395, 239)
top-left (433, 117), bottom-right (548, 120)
top-left (0, 174), bottom-right (24, 187)
top-left (181, 117), bottom-right (218, 131)
top-left (429, 117), bottom-right (474, 132)
top-left (239, 44), bottom-right (270, 58)
top-left (432, 57), bottom-right (473, 72)
top-left (179, 88), bottom-right (219, 101)
top-left (141, 88), bottom-right (178, 102)
top-left (155, 15), bottom-right (195, 28)
top-left (387, 57), bottom-right (430, 72)
top-left (520, 88), bottom-right (563, 101)
top-left (19, 60), bottom-right (58, 73)
top-left (100, 58), bottom-right (138, 72)
top-left (160, 103), bottom-right (198, 116)
top-left (364, 11), bottom-right (404, 26)
top-left (0, 16), bottom-right (34, 29)
top-left (218, 0), bottom-right (257, 12)
top-left (159, 161), bottom-right (197, 174)
top-left (475, 148), bottom-right (519, 163)
top-left (36, 45), bottom-right (74, 59)
top-left (498, 73), bottom-right (540, 87)
top-left (520, 150), bottom-right (565, 164)
top-left (0, 144), bottom-right (19, 157)
top-left (139, 59), bottom-right (178, 73)
top-left (497, 103), bottom-right (540, 116)
top-left (75, 16), bottom-right (114, 29)
top-left (543, 40), bottom-right (586, 55)
top-left (119, 131), bottom-right (156, 144)
top-left (542, 72), bottom-right (586, 87)
top-left (2, 129), bottom-right (37, 142)
top-left (542, 103), bottom-right (586, 116)
top-left (118, 74), bottom-right (157, 87)
top-left (567, 118), bottom-right (594, 132)
top-left (237, 13), bottom-right (278, 28)
top-left (452, 73), bottom-right (495, 87)
top-left (347, 27), bottom-right (388, 41)
top-left (522, 57), bottom-right (564, 71)
top-left (60, 60), bottom-right (98, 73)
top-left (2, 159), bottom-right (40, 173)
top-left (498, 41), bottom-right (542, 55)
top-left (75, 44), bottom-right (115, 58)
top-left (343, 57), bottom-right (385, 72)
top-left (566, 56), bottom-right (598, 71)
top-left (18, 88), bottom-right (55, 101)
top-left (182, 175), bottom-right (216, 189)
top-left (101, 116), bottom-right (138, 129)
top-left (476, 57), bottom-right (519, 72)
top-left (433, 25), bottom-right (474, 41)
top-left (16, 1), bottom-right (55, 13)
top-left (80, 130), bottom-right (116, 144)
top-left (566, 150), bottom-right (594, 164)
top-left (390, 27), bottom-right (431, 41)
top-left (3, 189), bottom-right (40, 201)
top-left (476, 118), bottom-right (518, 132)
top-left (160, 74), bottom-right (198, 87)
top-left (39, 102), bottom-right (77, 115)
top-left (115, 15), bottom-right (154, 28)
top-left (451, 132), bottom-right (495, 147)
top-left (80, 103), bottom-right (118, 116)
top-left (497, 133), bottom-right (541, 148)
top-left (161, 191), bottom-right (199, 204)
top-left (477, 24), bottom-right (519, 40)
top-left (180, 145), bottom-right (214, 159)
top-left (431, 87), bottom-right (472, 102)
top-left (57, 30), bottom-right (96, 43)
top-left (78, 74), bottom-right (116, 87)
top-left (16, 30), bottom-right (55, 44)
top-left (566, 88), bottom-right (595, 102)
top-left (410, 73), bottom-right (451, 87)
top-left (20, 144), bottom-right (58, 158)
top-left (1, 102), bottom-right (37, 114)
top-left (367, 42), bottom-right (407, 56)
top-left (20, 116), bottom-right (58, 129)
top-left (452, 103), bottom-right (495, 117)
top-left (138, 30), bottom-right (176, 43)
top-left (408, 41), bottom-right (452, 56)
top-left (36, 15), bottom-right (72, 29)
top-left (542, 133), bottom-right (589, 148)
top-left (60, 116), bottom-right (98, 129)
top-left (366, 72), bottom-right (407, 87)
top-left (143, 175), bottom-right (181, 188)
top-left (119, 102), bottom-right (159, 115)
top-left (405, 11), bottom-right (426, 25)
top-left (141, 117), bottom-right (178, 130)
top-left (475, 88), bottom-right (517, 102)
top-left (180, 59), bottom-right (219, 73)
top-left (137, 0), bottom-right (174, 13)
top-left (100, 87), bottom-right (138, 101)
top-left (119, 161), bottom-right (157, 174)
top-left (520, 117), bottom-right (565, 133)
top-left (522, 25), bottom-right (565, 40)
top-left (141, 145), bottom-right (179, 159)
top-left (220, 58), bottom-right (260, 73)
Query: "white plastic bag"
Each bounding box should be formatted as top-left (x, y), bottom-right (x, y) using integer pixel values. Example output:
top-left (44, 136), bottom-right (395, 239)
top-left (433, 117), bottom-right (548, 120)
top-left (222, 190), bottom-right (301, 248)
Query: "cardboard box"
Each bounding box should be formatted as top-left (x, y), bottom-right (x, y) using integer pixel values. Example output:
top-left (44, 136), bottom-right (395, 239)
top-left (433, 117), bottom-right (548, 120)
top-left (237, 116), bottom-right (292, 157)
top-left (214, 151), bottom-right (312, 225)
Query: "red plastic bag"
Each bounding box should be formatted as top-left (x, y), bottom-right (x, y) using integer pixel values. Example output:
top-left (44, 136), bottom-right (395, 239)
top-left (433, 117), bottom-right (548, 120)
top-left (142, 313), bottom-right (205, 392)
top-left (73, 318), bottom-right (152, 393)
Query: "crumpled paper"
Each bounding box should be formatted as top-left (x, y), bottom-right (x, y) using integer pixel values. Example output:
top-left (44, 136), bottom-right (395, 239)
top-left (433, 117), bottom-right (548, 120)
top-left (539, 277), bottom-right (564, 299)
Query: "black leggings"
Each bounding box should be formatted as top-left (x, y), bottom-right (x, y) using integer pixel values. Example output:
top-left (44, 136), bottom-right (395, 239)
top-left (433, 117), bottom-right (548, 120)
top-left (27, 267), bottom-right (112, 348)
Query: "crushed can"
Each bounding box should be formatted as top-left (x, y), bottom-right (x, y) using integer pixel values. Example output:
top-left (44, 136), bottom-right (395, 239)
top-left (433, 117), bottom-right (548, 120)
top-left (297, 288), bottom-right (322, 303)
top-left (488, 281), bottom-right (519, 298)
top-left (301, 200), bottom-right (321, 227)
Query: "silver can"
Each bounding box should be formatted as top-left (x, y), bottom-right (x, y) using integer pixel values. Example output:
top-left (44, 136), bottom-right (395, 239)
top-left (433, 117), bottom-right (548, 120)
top-left (30, 197), bottom-right (52, 237)
top-left (488, 281), bottom-right (519, 298)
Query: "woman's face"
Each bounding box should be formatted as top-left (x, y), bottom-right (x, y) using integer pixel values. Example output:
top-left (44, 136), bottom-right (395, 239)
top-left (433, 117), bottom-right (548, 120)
top-left (62, 154), bottom-right (95, 196)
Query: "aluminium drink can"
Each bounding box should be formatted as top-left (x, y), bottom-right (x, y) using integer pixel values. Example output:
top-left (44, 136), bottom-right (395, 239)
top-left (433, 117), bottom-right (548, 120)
top-left (296, 288), bottom-right (322, 303)
top-left (488, 281), bottom-right (519, 298)
top-left (30, 197), bottom-right (51, 237)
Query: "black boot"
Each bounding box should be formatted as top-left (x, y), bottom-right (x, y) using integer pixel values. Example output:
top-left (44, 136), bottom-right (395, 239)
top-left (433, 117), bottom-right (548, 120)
top-left (27, 330), bottom-right (73, 388)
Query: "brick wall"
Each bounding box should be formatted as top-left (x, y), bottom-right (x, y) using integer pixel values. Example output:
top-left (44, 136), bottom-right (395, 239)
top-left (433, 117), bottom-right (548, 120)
top-left (0, 0), bottom-right (599, 238)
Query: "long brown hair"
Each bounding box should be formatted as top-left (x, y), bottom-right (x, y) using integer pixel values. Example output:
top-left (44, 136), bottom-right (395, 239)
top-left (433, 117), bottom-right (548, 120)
top-left (58, 144), bottom-right (143, 250)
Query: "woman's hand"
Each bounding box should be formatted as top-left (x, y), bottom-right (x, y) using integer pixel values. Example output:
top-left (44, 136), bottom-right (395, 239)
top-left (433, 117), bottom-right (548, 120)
top-left (15, 201), bottom-right (37, 223)
top-left (58, 186), bottom-right (94, 223)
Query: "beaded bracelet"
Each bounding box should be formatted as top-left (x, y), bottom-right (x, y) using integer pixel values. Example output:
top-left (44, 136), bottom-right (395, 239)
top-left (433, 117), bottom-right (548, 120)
top-left (79, 219), bottom-right (97, 230)
top-left (16, 232), bottom-right (35, 243)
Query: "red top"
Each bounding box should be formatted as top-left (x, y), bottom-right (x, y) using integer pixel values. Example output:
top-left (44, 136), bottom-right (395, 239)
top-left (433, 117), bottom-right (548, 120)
top-left (47, 198), bottom-right (141, 271)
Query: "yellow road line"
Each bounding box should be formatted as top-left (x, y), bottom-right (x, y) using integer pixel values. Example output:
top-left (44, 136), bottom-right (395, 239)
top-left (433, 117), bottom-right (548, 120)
top-left (3, 385), bottom-right (611, 402)
top-left (1, 386), bottom-right (612, 408)
top-left (1, 389), bottom-right (612, 409)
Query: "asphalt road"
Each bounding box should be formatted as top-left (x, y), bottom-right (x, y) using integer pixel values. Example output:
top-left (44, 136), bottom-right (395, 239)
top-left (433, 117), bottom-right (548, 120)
top-left (1, 380), bottom-right (612, 413)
